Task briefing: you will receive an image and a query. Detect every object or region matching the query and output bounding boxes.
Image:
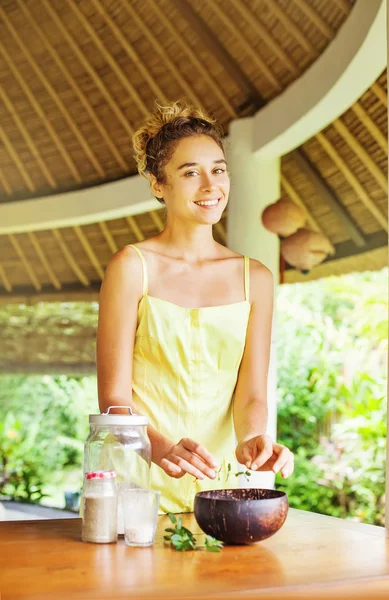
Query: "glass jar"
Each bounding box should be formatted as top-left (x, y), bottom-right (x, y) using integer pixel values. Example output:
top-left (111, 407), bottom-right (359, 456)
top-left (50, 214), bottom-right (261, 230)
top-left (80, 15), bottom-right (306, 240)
top-left (83, 406), bottom-right (151, 534)
top-left (82, 470), bottom-right (118, 544)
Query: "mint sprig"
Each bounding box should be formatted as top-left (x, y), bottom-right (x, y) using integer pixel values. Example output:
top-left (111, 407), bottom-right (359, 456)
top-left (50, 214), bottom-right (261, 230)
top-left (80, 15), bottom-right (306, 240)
top-left (164, 513), bottom-right (197, 550)
top-left (164, 513), bottom-right (224, 552)
top-left (216, 462), bottom-right (252, 483)
top-left (235, 470), bottom-right (252, 482)
top-left (204, 535), bottom-right (224, 552)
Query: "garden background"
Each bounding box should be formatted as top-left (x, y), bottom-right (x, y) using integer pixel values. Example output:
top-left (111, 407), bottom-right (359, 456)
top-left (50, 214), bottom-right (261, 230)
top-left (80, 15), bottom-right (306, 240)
top-left (1, 268), bottom-right (387, 525)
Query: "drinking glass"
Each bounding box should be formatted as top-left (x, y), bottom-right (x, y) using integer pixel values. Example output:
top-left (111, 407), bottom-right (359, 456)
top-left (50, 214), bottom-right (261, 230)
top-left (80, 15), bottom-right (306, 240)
top-left (120, 489), bottom-right (160, 547)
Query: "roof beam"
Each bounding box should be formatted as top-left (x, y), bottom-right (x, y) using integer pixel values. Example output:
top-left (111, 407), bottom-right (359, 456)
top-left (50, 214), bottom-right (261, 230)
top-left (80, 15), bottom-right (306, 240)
top-left (229, 0), bottom-right (299, 76)
top-left (0, 82), bottom-right (56, 188)
top-left (292, 149), bottom-right (367, 247)
top-left (315, 131), bottom-right (388, 231)
top-left (91, 0), bottom-right (167, 106)
top-left (27, 231), bottom-right (62, 290)
top-left (0, 125), bottom-right (35, 192)
top-left (149, 0), bottom-right (237, 118)
top-left (332, 0), bottom-right (353, 14)
top-left (0, 175), bottom-right (159, 235)
top-left (0, 263), bottom-right (12, 292)
top-left (292, 0), bottom-right (334, 40)
top-left (209, 1), bottom-right (282, 92)
top-left (332, 119), bottom-right (387, 192)
top-left (371, 81), bottom-right (387, 106)
top-left (0, 40), bottom-right (81, 184)
top-left (171, 0), bottom-right (264, 110)
top-left (120, 0), bottom-right (204, 108)
top-left (125, 216), bottom-right (144, 242)
top-left (0, 6), bottom-right (104, 179)
top-left (9, 234), bottom-right (41, 291)
top-left (99, 221), bottom-right (119, 254)
top-left (52, 229), bottom-right (90, 287)
top-left (263, 0), bottom-right (314, 53)
top-left (73, 226), bottom-right (105, 281)
top-left (253, 0), bottom-right (386, 156)
top-left (18, 0), bottom-right (128, 173)
top-left (0, 165), bottom-right (12, 196)
top-left (69, 0), bottom-right (153, 116)
top-left (281, 173), bottom-right (335, 252)
top-left (42, 0), bottom-right (134, 138)
top-left (350, 102), bottom-right (387, 153)
top-left (149, 211), bottom-right (164, 233)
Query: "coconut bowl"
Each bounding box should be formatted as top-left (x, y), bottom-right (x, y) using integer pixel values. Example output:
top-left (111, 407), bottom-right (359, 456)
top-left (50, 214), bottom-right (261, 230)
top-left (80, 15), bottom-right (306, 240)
top-left (194, 488), bottom-right (288, 545)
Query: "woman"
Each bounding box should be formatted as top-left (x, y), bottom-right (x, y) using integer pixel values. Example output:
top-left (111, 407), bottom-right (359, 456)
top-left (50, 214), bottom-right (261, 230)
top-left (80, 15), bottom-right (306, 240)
top-left (97, 101), bottom-right (294, 513)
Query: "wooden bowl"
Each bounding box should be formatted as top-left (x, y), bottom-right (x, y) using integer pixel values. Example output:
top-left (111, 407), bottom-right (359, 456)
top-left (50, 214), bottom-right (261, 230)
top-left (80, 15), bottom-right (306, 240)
top-left (194, 488), bottom-right (288, 545)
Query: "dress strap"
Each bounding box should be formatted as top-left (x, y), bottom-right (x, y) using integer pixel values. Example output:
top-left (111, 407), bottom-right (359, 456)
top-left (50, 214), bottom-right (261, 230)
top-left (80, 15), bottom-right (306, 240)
top-left (244, 256), bottom-right (250, 302)
top-left (129, 245), bottom-right (148, 296)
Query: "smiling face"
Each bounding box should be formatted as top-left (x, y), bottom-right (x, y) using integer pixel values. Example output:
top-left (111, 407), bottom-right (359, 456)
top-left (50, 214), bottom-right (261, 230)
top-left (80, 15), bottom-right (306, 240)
top-left (150, 135), bottom-right (230, 225)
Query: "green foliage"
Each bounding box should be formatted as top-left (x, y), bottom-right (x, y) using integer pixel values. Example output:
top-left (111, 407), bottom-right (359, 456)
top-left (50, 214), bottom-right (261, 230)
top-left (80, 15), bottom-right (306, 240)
top-left (215, 462), bottom-right (251, 483)
top-left (204, 536), bottom-right (224, 552)
top-left (164, 513), bottom-right (198, 551)
top-left (0, 375), bottom-right (97, 503)
top-left (164, 513), bottom-right (224, 552)
top-left (0, 413), bottom-right (47, 502)
top-left (275, 269), bottom-right (387, 525)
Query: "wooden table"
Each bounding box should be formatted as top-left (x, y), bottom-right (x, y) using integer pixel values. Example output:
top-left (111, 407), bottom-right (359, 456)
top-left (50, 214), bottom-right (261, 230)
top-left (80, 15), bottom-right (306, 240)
top-left (1, 509), bottom-right (389, 599)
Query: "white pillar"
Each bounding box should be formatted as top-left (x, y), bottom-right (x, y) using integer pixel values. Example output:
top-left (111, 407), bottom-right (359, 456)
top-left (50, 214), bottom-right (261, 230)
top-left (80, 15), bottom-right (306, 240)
top-left (226, 117), bottom-right (280, 489)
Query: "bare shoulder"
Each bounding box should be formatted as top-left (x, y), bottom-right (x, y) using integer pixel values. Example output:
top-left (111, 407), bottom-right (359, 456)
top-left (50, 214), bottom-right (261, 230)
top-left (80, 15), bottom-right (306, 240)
top-left (248, 258), bottom-right (274, 300)
top-left (106, 245), bottom-right (142, 275)
top-left (101, 245), bottom-right (143, 299)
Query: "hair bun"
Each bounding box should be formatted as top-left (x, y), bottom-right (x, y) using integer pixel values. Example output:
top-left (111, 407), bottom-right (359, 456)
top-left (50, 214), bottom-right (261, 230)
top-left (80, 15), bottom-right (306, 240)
top-left (132, 100), bottom-right (217, 176)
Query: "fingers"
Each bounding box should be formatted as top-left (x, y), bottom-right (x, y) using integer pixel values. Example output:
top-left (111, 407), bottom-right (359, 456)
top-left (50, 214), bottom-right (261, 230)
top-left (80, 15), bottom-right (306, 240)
top-left (170, 446), bottom-right (217, 480)
top-left (271, 444), bottom-right (294, 478)
top-left (181, 438), bottom-right (218, 470)
top-left (169, 455), bottom-right (212, 480)
top-left (251, 436), bottom-right (273, 470)
top-left (160, 457), bottom-right (184, 478)
top-left (280, 449), bottom-right (294, 478)
top-left (238, 445), bottom-right (255, 469)
top-left (161, 438), bottom-right (218, 480)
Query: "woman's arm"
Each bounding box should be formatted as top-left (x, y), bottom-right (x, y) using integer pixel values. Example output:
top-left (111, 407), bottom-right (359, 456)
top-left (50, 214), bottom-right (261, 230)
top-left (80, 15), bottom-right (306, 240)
top-left (97, 247), bottom-right (172, 463)
top-left (233, 260), bottom-right (294, 478)
top-left (97, 247), bottom-right (217, 481)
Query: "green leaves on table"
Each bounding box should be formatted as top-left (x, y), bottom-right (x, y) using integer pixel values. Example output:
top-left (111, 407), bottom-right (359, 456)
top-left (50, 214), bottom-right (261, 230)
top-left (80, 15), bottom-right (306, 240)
top-left (164, 513), bottom-right (196, 551)
top-left (204, 535), bottom-right (224, 552)
top-left (164, 513), bottom-right (224, 552)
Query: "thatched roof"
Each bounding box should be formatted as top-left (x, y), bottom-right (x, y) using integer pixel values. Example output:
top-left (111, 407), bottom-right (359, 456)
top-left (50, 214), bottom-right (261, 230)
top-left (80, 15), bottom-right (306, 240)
top-left (1, 0), bottom-right (387, 303)
top-left (0, 301), bottom-right (97, 374)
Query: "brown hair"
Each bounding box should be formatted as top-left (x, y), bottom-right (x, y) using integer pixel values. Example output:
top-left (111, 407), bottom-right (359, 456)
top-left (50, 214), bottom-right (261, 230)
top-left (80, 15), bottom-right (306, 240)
top-left (132, 101), bottom-right (224, 200)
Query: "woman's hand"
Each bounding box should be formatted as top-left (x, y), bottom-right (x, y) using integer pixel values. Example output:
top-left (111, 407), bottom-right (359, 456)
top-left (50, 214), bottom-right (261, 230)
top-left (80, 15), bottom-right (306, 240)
top-left (235, 434), bottom-right (294, 478)
top-left (159, 438), bottom-right (218, 480)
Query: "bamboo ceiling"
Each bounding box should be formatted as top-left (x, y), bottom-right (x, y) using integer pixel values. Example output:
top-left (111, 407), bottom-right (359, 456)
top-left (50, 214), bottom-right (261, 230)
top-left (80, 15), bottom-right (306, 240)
top-left (0, 0), bottom-right (387, 304)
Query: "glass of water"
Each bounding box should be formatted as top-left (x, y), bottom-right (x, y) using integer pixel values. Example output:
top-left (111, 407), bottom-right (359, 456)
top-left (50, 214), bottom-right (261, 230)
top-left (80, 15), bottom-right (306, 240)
top-left (120, 489), bottom-right (161, 547)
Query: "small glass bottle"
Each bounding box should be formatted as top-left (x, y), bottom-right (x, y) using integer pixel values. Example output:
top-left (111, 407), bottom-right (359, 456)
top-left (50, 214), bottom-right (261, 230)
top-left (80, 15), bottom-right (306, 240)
top-left (82, 470), bottom-right (118, 544)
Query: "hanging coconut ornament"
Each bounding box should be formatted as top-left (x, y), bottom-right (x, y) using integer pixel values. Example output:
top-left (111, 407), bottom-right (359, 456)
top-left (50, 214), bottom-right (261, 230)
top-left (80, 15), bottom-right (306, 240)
top-left (261, 198), bottom-right (305, 238)
top-left (281, 228), bottom-right (334, 273)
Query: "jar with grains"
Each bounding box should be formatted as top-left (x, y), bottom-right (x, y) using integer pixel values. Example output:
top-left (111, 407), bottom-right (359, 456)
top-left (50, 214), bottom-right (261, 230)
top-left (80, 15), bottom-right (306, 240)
top-left (83, 406), bottom-right (151, 534)
top-left (82, 470), bottom-right (118, 544)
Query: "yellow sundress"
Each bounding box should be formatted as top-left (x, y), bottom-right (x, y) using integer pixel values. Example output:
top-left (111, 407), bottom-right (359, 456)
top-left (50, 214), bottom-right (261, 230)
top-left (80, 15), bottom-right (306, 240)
top-left (129, 245), bottom-right (251, 513)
